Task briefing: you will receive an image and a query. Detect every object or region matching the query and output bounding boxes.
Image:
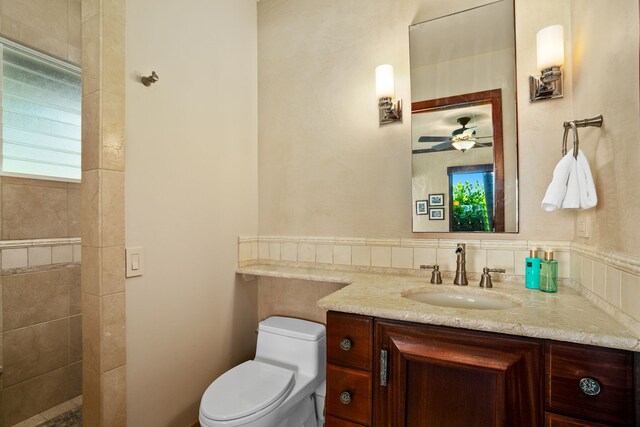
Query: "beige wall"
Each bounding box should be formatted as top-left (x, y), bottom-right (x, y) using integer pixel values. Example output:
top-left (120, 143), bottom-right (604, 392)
top-left (124, 0), bottom-right (259, 426)
top-left (258, 277), bottom-right (346, 325)
top-left (257, 0), bottom-right (577, 241)
top-left (570, 0), bottom-right (640, 257)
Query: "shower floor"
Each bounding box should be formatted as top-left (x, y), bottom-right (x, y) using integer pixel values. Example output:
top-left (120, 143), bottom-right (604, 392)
top-left (11, 396), bottom-right (82, 427)
top-left (36, 407), bottom-right (82, 427)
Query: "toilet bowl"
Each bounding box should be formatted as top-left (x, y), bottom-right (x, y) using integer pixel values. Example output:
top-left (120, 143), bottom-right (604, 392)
top-left (199, 317), bottom-right (326, 427)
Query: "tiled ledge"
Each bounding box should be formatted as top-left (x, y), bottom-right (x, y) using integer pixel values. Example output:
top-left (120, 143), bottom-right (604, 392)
top-left (0, 237), bottom-right (81, 273)
top-left (238, 235), bottom-right (572, 278)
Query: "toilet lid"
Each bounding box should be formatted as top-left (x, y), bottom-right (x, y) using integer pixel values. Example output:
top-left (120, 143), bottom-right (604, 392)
top-left (201, 361), bottom-right (295, 422)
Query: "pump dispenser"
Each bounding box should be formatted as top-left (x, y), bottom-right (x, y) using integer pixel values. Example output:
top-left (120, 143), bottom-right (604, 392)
top-left (540, 250), bottom-right (558, 293)
top-left (525, 248), bottom-right (541, 289)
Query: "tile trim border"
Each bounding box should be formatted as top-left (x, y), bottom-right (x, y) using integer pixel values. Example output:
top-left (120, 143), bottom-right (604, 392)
top-left (572, 241), bottom-right (640, 277)
top-left (0, 237), bottom-right (81, 272)
top-left (0, 237), bottom-right (81, 249)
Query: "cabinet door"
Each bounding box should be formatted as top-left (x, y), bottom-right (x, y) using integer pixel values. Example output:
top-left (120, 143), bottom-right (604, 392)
top-left (374, 320), bottom-right (543, 427)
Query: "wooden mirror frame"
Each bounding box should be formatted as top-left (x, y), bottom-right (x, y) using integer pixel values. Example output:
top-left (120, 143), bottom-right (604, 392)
top-left (412, 88), bottom-right (505, 232)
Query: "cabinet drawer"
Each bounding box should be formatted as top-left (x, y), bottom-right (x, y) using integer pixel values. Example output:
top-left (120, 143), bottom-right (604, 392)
top-left (546, 341), bottom-right (634, 425)
top-left (545, 412), bottom-right (612, 427)
top-left (325, 415), bottom-right (367, 427)
top-left (326, 364), bottom-right (372, 426)
top-left (327, 311), bottom-right (373, 371)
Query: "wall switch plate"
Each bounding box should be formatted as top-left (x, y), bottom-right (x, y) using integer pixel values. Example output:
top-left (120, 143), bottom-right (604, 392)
top-left (577, 218), bottom-right (590, 238)
top-left (126, 247), bottom-right (144, 277)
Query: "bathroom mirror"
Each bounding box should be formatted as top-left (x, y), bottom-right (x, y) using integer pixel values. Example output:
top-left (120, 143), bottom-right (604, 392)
top-left (410, 0), bottom-right (518, 233)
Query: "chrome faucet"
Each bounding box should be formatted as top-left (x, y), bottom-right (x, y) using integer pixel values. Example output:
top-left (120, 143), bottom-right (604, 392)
top-left (453, 243), bottom-right (468, 286)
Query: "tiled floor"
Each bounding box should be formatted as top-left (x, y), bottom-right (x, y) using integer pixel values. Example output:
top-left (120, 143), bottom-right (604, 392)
top-left (11, 396), bottom-right (82, 427)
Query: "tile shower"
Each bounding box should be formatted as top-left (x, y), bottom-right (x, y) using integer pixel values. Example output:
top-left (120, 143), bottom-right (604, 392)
top-left (0, 177), bottom-right (82, 426)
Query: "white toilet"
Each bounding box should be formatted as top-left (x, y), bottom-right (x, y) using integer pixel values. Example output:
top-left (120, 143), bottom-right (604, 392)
top-left (199, 317), bottom-right (327, 427)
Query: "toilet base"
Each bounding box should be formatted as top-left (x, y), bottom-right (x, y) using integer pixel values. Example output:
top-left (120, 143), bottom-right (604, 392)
top-left (200, 394), bottom-right (320, 427)
top-left (274, 395), bottom-right (317, 427)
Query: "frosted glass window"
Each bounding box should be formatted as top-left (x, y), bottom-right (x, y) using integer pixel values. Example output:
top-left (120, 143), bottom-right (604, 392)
top-left (1, 42), bottom-right (81, 181)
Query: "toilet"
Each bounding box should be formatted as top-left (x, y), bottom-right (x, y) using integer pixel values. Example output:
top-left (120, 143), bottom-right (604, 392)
top-left (199, 317), bottom-right (327, 427)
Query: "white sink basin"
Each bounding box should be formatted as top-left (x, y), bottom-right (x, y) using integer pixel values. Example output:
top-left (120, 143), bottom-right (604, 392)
top-left (403, 288), bottom-right (520, 310)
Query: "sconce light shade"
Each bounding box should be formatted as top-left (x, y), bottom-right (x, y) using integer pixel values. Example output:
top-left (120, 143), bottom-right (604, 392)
top-left (530, 24), bottom-right (564, 102)
top-left (536, 25), bottom-right (564, 70)
top-left (376, 64), bottom-right (402, 125)
top-left (376, 64), bottom-right (395, 99)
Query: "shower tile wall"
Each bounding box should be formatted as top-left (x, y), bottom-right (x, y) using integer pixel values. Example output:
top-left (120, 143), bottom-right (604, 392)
top-left (0, 177), bottom-right (82, 427)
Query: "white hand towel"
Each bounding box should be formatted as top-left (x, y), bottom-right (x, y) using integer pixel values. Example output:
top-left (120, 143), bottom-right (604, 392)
top-left (541, 149), bottom-right (576, 211)
top-left (576, 149), bottom-right (597, 209)
top-left (561, 157), bottom-right (580, 209)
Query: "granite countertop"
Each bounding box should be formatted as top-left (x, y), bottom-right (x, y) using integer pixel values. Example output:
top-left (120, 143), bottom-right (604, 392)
top-left (237, 264), bottom-right (640, 352)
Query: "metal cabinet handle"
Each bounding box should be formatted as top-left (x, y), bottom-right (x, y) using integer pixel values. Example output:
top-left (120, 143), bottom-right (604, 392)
top-left (339, 391), bottom-right (352, 405)
top-left (339, 338), bottom-right (352, 351)
top-left (579, 377), bottom-right (601, 396)
top-left (380, 349), bottom-right (388, 386)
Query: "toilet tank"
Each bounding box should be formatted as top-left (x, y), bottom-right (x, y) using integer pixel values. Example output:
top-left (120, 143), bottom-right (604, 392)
top-left (255, 317), bottom-right (326, 376)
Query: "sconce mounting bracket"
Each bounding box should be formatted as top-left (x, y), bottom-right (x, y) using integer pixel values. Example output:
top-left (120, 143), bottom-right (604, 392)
top-left (379, 97), bottom-right (402, 125)
top-left (529, 69), bottom-right (563, 102)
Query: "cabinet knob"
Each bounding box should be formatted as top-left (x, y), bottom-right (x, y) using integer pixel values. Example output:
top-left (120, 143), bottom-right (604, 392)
top-left (579, 377), bottom-right (601, 396)
top-left (339, 391), bottom-right (352, 405)
top-left (339, 338), bottom-right (352, 351)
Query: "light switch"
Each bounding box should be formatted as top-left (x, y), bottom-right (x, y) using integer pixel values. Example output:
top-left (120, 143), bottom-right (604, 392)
top-left (132, 254), bottom-right (140, 270)
top-left (126, 247), bottom-right (144, 277)
top-left (577, 218), bottom-right (590, 238)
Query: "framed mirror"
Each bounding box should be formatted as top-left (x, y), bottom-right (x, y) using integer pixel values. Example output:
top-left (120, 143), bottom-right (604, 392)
top-left (410, 0), bottom-right (518, 233)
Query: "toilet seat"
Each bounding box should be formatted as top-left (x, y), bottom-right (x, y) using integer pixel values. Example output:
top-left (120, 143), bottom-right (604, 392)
top-left (200, 360), bottom-right (295, 423)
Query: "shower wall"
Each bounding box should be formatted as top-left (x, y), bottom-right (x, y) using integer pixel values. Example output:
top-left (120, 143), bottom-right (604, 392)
top-left (0, 1), bottom-right (82, 425)
top-left (0, 177), bottom-right (81, 426)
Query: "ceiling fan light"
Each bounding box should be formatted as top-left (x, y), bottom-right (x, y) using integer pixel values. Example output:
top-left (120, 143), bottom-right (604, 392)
top-left (452, 140), bottom-right (476, 152)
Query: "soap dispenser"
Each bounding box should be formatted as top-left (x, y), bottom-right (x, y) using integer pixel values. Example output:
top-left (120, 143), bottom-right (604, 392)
top-left (540, 250), bottom-right (558, 293)
top-left (525, 248), bottom-right (541, 289)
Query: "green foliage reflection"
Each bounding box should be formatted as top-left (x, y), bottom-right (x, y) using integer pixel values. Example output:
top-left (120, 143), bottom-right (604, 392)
top-left (451, 181), bottom-right (490, 232)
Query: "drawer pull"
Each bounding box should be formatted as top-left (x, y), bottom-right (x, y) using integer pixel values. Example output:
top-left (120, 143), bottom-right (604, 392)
top-left (339, 391), bottom-right (352, 405)
top-left (380, 349), bottom-right (388, 386)
top-left (339, 338), bottom-right (352, 351)
top-left (579, 377), bottom-right (601, 396)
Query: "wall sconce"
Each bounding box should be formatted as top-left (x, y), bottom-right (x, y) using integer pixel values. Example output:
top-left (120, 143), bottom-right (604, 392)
top-left (529, 25), bottom-right (564, 101)
top-left (376, 64), bottom-right (402, 125)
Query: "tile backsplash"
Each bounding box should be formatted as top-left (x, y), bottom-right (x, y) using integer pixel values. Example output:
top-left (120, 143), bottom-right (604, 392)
top-left (239, 236), bottom-right (572, 278)
top-left (239, 235), bottom-right (640, 334)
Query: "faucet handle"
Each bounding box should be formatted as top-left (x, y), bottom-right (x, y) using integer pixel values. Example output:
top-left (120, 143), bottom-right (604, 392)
top-left (420, 265), bottom-right (442, 284)
top-left (478, 268), bottom-right (506, 288)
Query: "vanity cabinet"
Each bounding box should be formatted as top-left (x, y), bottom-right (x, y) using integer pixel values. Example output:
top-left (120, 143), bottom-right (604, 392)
top-left (325, 311), bottom-right (637, 427)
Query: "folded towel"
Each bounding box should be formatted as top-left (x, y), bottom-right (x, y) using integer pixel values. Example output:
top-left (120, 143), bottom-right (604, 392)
top-left (542, 149), bottom-right (576, 211)
top-left (542, 148), bottom-right (597, 211)
top-left (576, 149), bottom-right (597, 208)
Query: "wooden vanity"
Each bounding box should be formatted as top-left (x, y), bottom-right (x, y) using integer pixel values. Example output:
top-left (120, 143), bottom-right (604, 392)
top-left (325, 311), bottom-right (638, 427)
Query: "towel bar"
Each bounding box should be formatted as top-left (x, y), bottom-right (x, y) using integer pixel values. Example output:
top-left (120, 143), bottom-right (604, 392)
top-left (562, 115), bottom-right (603, 159)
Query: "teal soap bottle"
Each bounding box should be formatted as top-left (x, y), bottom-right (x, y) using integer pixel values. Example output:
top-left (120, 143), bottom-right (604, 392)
top-left (525, 248), bottom-right (541, 289)
top-left (540, 250), bottom-right (558, 293)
